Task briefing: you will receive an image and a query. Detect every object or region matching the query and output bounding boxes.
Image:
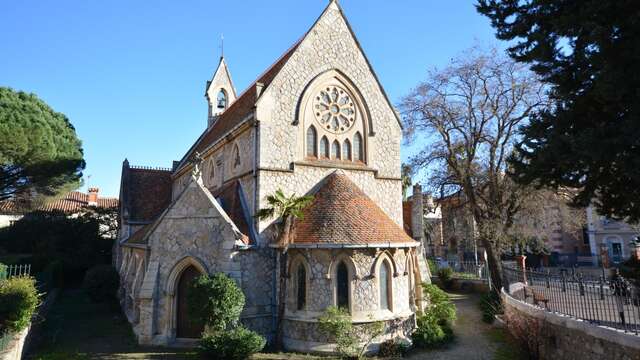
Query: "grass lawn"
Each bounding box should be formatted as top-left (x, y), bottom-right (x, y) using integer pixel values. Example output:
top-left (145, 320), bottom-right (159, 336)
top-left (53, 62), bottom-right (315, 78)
top-left (27, 289), bottom-right (330, 360)
top-left (28, 289), bottom-right (198, 360)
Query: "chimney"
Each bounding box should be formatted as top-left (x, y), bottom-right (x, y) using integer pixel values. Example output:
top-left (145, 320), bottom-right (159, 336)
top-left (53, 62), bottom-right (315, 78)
top-left (88, 187), bottom-right (99, 206)
top-left (411, 184), bottom-right (424, 241)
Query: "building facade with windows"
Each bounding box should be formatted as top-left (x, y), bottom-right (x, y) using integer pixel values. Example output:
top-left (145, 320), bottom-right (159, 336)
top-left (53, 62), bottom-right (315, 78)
top-left (586, 205), bottom-right (639, 265)
top-left (115, 1), bottom-right (430, 353)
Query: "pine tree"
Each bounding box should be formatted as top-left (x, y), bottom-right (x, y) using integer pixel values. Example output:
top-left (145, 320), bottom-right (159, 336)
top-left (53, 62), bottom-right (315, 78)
top-left (0, 87), bottom-right (85, 205)
top-left (477, 0), bottom-right (640, 222)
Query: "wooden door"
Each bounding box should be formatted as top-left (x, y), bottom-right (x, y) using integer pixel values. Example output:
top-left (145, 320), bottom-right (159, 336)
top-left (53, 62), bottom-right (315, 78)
top-left (176, 266), bottom-right (204, 338)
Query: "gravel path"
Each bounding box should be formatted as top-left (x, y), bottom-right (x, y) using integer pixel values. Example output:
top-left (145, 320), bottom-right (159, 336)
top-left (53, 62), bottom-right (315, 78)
top-left (407, 292), bottom-right (509, 360)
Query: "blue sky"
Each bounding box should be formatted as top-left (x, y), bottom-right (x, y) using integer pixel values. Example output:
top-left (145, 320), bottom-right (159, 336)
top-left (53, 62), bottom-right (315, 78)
top-left (0, 0), bottom-right (500, 197)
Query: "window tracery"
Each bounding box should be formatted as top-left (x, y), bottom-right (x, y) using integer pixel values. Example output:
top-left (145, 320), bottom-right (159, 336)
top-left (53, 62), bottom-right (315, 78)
top-left (314, 86), bottom-right (356, 134)
top-left (300, 73), bottom-right (367, 166)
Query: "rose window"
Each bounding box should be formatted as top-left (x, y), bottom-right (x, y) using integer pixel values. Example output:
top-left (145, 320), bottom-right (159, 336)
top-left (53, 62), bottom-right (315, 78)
top-left (313, 86), bottom-right (356, 133)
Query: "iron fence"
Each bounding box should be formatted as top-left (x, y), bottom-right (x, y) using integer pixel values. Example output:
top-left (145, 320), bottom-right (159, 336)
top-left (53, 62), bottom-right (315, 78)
top-left (503, 265), bottom-right (640, 335)
top-left (0, 264), bottom-right (31, 280)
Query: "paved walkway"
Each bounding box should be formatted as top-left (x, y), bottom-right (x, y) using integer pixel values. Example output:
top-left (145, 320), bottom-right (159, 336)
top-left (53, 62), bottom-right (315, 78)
top-left (407, 292), bottom-right (523, 360)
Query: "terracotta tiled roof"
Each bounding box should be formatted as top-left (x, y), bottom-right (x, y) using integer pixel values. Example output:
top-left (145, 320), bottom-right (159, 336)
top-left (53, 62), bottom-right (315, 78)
top-left (289, 172), bottom-right (418, 247)
top-left (402, 201), bottom-right (413, 236)
top-left (124, 167), bottom-right (172, 222)
top-left (210, 181), bottom-right (253, 245)
top-left (177, 40), bottom-right (302, 171)
top-left (0, 191), bottom-right (118, 215)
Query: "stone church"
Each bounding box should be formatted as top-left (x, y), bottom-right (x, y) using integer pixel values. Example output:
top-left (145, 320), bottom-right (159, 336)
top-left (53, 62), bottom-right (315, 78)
top-left (115, 0), bottom-right (430, 353)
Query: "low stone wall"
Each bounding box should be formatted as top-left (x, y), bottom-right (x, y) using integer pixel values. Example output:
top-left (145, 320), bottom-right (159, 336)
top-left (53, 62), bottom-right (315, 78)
top-left (501, 288), bottom-right (640, 360)
top-left (282, 315), bottom-right (415, 354)
top-left (0, 327), bottom-right (29, 360)
top-left (432, 276), bottom-right (489, 293)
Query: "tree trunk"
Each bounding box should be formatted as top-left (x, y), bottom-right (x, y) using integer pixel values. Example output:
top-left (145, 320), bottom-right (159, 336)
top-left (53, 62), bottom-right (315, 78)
top-left (480, 236), bottom-right (503, 295)
top-left (274, 250), bottom-right (288, 349)
top-left (274, 216), bottom-right (294, 349)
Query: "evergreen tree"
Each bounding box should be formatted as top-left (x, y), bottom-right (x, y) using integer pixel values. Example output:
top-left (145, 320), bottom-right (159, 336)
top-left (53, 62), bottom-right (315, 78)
top-left (477, 0), bottom-right (640, 222)
top-left (0, 87), bottom-right (85, 204)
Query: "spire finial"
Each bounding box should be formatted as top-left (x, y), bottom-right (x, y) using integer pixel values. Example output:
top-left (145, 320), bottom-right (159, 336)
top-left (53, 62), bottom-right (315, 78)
top-left (220, 33), bottom-right (224, 58)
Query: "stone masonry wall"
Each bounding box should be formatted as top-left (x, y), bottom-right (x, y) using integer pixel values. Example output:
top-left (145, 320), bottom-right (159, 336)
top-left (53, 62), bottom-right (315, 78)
top-left (173, 127), bottom-right (255, 202)
top-left (502, 289), bottom-right (640, 360)
top-left (256, 2), bottom-right (402, 230)
top-left (138, 177), bottom-right (273, 344)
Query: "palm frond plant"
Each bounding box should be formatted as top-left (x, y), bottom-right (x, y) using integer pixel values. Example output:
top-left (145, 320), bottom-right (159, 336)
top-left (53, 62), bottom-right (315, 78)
top-left (256, 189), bottom-right (313, 249)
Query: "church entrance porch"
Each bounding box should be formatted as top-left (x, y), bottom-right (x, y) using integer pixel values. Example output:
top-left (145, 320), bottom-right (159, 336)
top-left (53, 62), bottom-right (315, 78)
top-left (176, 265), bottom-right (204, 339)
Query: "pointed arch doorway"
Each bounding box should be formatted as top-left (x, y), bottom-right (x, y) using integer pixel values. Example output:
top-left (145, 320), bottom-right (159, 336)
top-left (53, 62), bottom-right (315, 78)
top-left (176, 265), bottom-right (204, 338)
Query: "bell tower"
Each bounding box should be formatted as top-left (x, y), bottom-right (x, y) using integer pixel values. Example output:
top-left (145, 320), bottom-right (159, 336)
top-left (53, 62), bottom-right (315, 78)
top-left (205, 56), bottom-right (237, 127)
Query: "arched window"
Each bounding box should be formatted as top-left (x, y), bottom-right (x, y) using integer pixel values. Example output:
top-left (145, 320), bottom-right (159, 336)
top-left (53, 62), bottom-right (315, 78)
top-left (343, 139), bottom-right (352, 161)
top-left (217, 89), bottom-right (227, 109)
top-left (353, 132), bottom-right (363, 162)
top-left (379, 261), bottom-right (391, 310)
top-left (320, 136), bottom-right (329, 159)
top-left (332, 140), bottom-right (341, 160)
top-left (296, 264), bottom-right (306, 310)
top-left (336, 262), bottom-right (349, 309)
top-left (233, 144), bottom-right (241, 169)
top-left (306, 126), bottom-right (317, 158)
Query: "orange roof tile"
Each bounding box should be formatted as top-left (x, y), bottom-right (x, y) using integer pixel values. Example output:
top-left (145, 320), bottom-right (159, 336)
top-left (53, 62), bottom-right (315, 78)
top-left (288, 172), bottom-right (418, 248)
top-left (0, 191), bottom-right (118, 215)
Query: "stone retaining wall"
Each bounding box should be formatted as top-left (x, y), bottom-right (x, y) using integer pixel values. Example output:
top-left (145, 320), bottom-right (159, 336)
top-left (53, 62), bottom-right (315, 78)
top-left (501, 288), bottom-right (640, 360)
top-left (0, 327), bottom-right (29, 360)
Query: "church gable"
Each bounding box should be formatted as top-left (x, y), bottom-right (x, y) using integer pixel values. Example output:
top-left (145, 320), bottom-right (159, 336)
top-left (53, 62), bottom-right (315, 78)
top-left (139, 174), bottom-right (248, 253)
top-left (256, 0), bottom-right (402, 179)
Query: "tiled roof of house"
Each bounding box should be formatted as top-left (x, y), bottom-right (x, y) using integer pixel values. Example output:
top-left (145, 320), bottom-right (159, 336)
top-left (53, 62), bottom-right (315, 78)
top-left (123, 167), bottom-right (172, 223)
top-left (288, 171), bottom-right (418, 247)
top-left (402, 201), bottom-right (413, 236)
top-left (176, 40), bottom-right (302, 172)
top-left (0, 191), bottom-right (118, 215)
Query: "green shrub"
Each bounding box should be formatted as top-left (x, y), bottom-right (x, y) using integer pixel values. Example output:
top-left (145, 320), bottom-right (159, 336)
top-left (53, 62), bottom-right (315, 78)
top-left (199, 327), bottom-right (266, 360)
top-left (189, 273), bottom-right (266, 359)
top-left (82, 265), bottom-right (119, 302)
top-left (318, 306), bottom-right (385, 359)
top-left (479, 291), bottom-right (502, 323)
top-left (0, 276), bottom-right (40, 332)
top-left (437, 267), bottom-right (454, 289)
top-left (188, 273), bottom-right (245, 332)
top-left (378, 338), bottom-right (410, 358)
top-left (412, 315), bottom-right (448, 347)
top-left (412, 284), bottom-right (456, 349)
top-left (427, 259), bottom-right (437, 275)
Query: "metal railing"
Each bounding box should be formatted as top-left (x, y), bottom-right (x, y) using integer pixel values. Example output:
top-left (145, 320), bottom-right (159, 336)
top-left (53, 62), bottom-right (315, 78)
top-left (503, 265), bottom-right (640, 335)
top-left (0, 264), bottom-right (31, 280)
